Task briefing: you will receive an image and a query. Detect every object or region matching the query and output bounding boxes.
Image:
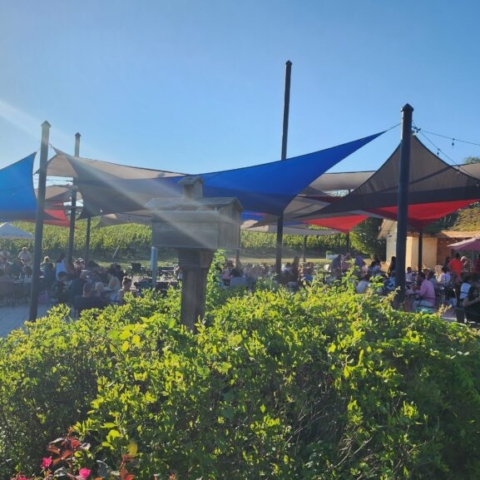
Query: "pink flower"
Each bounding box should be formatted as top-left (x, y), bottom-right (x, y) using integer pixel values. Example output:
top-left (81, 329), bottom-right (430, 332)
top-left (78, 468), bottom-right (91, 479)
top-left (17, 476), bottom-right (27, 480)
top-left (41, 457), bottom-right (53, 469)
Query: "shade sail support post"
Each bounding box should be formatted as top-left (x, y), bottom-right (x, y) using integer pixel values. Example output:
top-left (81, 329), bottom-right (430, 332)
top-left (29, 121), bottom-right (51, 322)
top-left (276, 60), bottom-right (292, 275)
top-left (418, 229), bottom-right (423, 273)
top-left (68, 133), bottom-right (81, 263)
top-left (395, 104), bottom-right (413, 307)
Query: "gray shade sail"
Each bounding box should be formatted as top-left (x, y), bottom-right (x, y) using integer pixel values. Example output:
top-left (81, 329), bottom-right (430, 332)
top-left (45, 132), bottom-right (383, 218)
top-left (297, 137), bottom-right (480, 230)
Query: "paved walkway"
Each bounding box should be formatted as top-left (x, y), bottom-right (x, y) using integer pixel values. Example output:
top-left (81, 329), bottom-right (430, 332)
top-left (0, 303), bottom-right (50, 337)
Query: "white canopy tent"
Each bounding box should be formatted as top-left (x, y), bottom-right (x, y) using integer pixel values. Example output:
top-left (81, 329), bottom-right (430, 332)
top-left (0, 223), bottom-right (33, 240)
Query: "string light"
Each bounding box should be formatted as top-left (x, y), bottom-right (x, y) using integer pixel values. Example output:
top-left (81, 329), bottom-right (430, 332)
top-left (411, 123), bottom-right (480, 166)
top-left (414, 128), bottom-right (480, 148)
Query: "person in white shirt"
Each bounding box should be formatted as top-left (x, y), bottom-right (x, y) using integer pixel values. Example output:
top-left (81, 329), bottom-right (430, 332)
top-left (18, 247), bottom-right (32, 266)
top-left (356, 274), bottom-right (371, 294)
top-left (437, 266), bottom-right (451, 285)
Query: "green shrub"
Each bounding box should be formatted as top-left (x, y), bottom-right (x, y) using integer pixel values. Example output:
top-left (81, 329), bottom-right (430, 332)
top-left (2, 283), bottom-right (480, 479)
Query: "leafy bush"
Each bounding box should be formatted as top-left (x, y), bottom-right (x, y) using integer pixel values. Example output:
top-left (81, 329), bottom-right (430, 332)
top-left (2, 283), bottom-right (480, 479)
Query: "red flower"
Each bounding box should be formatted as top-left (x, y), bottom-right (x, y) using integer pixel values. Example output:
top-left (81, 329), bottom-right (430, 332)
top-left (41, 457), bottom-right (53, 469)
top-left (78, 468), bottom-right (91, 479)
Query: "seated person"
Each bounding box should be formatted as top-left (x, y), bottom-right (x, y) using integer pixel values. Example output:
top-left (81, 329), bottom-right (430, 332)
top-left (42, 262), bottom-right (56, 290)
top-left (405, 267), bottom-right (415, 283)
top-left (114, 264), bottom-right (125, 283)
top-left (426, 270), bottom-right (437, 288)
top-left (229, 268), bottom-right (248, 288)
top-left (94, 282), bottom-right (112, 302)
top-left (116, 276), bottom-right (133, 304)
top-left (382, 272), bottom-right (396, 295)
top-left (23, 266), bottom-right (33, 283)
top-left (463, 285), bottom-right (480, 323)
top-left (68, 270), bottom-right (88, 304)
top-left (458, 275), bottom-right (472, 306)
top-left (301, 267), bottom-right (314, 285)
top-left (356, 274), bottom-right (371, 294)
top-left (51, 271), bottom-right (70, 304)
top-left (437, 266), bottom-right (451, 286)
top-left (412, 272), bottom-right (436, 310)
top-left (74, 282), bottom-right (108, 315)
top-left (107, 272), bottom-right (121, 292)
top-left (9, 258), bottom-right (23, 279)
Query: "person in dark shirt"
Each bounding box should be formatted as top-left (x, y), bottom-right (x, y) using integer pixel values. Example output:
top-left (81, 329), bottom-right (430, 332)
top-left (463, 285), bottom-right (480, 323)
top-left (51, 271), bottom-right (69, 304)
top-left (113, 264), bottom-right (125, 283)
top-left (74, 282), bottom-right (108, 316)
top-left (68, 270), bottom-right (87, 304)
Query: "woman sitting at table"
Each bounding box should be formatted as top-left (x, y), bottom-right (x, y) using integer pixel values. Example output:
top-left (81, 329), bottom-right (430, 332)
top-left (412, 272), bottom-right (436, 310)
top-left (463, 285), bottom-right (480, 323)
top-left (107, 272), bottom-right (121, 292)
top-left (116, 277), bottom-right (133, 305)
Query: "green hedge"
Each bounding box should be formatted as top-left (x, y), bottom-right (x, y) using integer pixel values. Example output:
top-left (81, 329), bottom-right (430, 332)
top-left (1, 283), bottom-right (480, 478)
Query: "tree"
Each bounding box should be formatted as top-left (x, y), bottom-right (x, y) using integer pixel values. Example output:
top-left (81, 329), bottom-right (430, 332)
top-left (463, 156), bottom-right (480, 164)
top-left (350, 217), bottom-right (386, 258)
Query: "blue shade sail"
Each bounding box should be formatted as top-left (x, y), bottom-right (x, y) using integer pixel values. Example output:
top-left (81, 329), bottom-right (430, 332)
top-left (0, 153), bottom-right (38, 220)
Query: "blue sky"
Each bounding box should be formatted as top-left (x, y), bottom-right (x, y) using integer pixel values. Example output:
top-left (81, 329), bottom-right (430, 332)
top-left (1, 0), bottom-right (480, 177)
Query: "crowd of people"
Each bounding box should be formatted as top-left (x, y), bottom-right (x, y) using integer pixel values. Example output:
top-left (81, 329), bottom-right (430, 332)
top-left (0, 246), bottom-right (138, 314)
top-left (217, 256), bottom-right (315, 291)
top-left (3, 244), bottom-right (480, 323)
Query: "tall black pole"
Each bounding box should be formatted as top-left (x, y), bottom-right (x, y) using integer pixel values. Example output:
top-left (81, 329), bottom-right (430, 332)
top-left (29, 121), bottom-right (51, 321)
top-left (85, 216), bottom-right (91, 265)
top-left (417, 229), bottom-right (423, 273)
top-left (68, 133), bottom-right (80, 263)
top-left (395, 104), bottom-right (413, 307)
top-left (276, 60), bottom-right (292, 275)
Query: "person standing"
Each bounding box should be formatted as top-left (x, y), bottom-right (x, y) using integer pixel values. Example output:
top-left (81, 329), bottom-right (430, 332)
top-left (18, 247), bottom-right (32, 266)
top-left (387, 256), bottom-right (396, 277)
top-left (448, 253), bottom-right (463, 277)
top-left (55, 252), bottom-right (68, 280)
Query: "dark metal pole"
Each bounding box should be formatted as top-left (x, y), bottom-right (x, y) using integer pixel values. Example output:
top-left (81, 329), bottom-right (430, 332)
top-left (346, 232), bottom-right (350, 253)
top-left (85, 216), bottom-right (91, 265)
top-left (29, 121), bottom-right (51, 321)
top-left (417, 230), bottom-right (423, 273)
top-left (276, 60), bottom-right (292, 275)
top-left (395, 104), bottom-right (413, 307)
top-left (67, 133), bottom-right (80, 263)
top-left (303, 235), bottom-right (307, 263)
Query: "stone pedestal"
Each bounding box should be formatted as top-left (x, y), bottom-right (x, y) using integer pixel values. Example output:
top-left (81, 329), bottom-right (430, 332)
top-left (178, 249), bottom-right (213, 331)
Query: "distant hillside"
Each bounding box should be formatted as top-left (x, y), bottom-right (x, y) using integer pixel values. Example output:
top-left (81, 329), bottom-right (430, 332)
top-left (425, 204), bottom-right (480, 234)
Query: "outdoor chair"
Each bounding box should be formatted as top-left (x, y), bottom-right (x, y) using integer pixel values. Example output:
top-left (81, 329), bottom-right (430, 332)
top-left (129, 262), bottom-right (146, 278)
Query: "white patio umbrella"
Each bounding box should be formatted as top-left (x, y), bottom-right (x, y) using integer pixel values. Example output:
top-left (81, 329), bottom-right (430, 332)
top-left (0, 223), bottom-right (33, 240)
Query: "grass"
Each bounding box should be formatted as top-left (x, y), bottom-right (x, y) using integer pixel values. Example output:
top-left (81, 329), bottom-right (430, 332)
top-left (95, 249), bottom-right (332, 269)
